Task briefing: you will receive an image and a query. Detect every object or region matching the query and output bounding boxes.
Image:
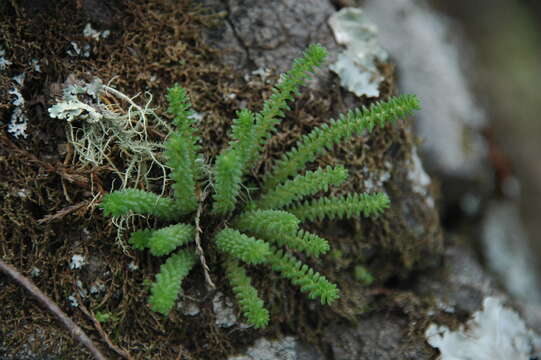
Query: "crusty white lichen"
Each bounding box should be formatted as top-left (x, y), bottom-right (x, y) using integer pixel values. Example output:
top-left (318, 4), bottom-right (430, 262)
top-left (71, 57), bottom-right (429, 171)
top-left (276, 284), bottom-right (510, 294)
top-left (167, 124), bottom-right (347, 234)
top-left (69, 255), bottom-right (86, 270)
top-left (362, 0), bottom-right (487, 176)
top-left (83, 23), bottom-right (110, 41)
top-left (328, 7), bottom-right (388, 98)
top-left (426, 297), bottom-right (541, 360)
top-left (228, 336), bottom-right (297, 360)
top-left (7, 74), bottom-right (29, 139)
top-left (49, 100), bottom-right (103, 123)
top-left (408, 148), bottom-right (434, 208)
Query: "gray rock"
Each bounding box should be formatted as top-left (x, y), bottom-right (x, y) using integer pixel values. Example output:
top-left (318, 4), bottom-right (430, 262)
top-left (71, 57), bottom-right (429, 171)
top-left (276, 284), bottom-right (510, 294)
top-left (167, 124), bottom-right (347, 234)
top-left (228, 337), bottom-right (325, 360)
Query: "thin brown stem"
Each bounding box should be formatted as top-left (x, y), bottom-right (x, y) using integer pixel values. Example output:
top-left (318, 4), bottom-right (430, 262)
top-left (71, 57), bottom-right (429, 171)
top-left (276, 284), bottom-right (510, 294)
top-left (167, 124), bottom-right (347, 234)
top-left (0, 259), bottom-right (107, 360)
top-left (75, 293), bottom-right (134, 360)
top-left (194, 191), bottom-right (215, 289)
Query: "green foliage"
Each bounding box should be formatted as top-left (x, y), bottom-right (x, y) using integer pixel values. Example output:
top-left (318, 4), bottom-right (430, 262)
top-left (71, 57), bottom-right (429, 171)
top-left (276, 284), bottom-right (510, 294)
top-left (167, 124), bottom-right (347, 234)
top-left (100, 43), bottom-right (419, 328)
top-left (147, 224), bottom-right (194, 256)
top-left (165, 133), bottom-right (199, 213)
top-left (268, 247), bottom-right (339, 304)
top-left (101, 189), bottom-right (183, 220)
top-left (252, 166), bottom-right (349, 210)
top-left (354, 265), bottom-right (374, 286)
top-left (149, 249), bottom-right (197, 315)
top-left (287, 192), bottom-right (390, 222)
top-left (95, 312), bottom-right (114, 323)
top-left (235, 212), bottom-right (328, 256)
top-left (246, 44), bottom-right (327, 168)
top-left (230, 109), bottom-right (256, 168)
top-left (211, 109), bottom-right (256, 215)
top-left (262, 95), bottom-right (420, 190)
top-left (128, 229), bottom-right (153, 250)
top-left (212, 149), bottom-right (243, 215)
top-left (234, 210), bottom-right (329, 257)
top-left (234, 210), bottom-right (300, 238)
top-left (288, 230), bottom-right (330, 257)
top-left (223, 258), bottom-right (269, 328)
top-left (166, 85), bottom-right (200, 213)
top-left (214, 228), bottom-right (270, 265)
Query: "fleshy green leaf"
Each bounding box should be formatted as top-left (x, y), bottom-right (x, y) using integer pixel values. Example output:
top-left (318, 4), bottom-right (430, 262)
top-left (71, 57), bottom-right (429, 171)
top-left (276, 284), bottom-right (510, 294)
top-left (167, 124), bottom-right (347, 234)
top-left (149, 249), bottom-right (197, 315)
top-left (148, 224), bottom-right (195, 256)
top-left (166, 84), bottom-right (201, 212)
top-left (263, 95), bottom-right (420, 190)
top-left (246, 44), bottom-right (328, 167)
top-left (212, 149), bottom-right (244, 215)
top-left (268, 247), bottom-right (339, 304)
top-left (287, 192), bottom-right (390, 222)
top-left (233, 210), bottom-right (300, 239)
top-left (252, 166), bottom-right (348, 210)
top-left (230, 108), bottom-right (256, 168)
top-left (223, 257), bottom-right (269, 328)
top-left (129, 229), bottom-right (154, 250)
top-left (101, 189), bottom-right (184, 220)
top-left (214, 228), bottom-right (271, 265)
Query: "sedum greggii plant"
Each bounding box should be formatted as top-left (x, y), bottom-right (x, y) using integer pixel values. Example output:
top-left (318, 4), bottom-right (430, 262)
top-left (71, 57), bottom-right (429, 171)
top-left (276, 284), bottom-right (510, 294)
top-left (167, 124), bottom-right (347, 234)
top-left (101, 44), bottom-right (420, 328)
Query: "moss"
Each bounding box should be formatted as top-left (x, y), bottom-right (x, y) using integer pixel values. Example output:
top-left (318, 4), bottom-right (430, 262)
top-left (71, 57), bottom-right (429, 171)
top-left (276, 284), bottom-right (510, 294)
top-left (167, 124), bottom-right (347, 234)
top-left (354, 265), bottom-right (374, 286)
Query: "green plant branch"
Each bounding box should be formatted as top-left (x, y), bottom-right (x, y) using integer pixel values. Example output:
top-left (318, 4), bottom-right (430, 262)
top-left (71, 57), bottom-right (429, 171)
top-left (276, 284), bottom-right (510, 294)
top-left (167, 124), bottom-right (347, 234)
top-left (99, 44), bottom-right (419, 328)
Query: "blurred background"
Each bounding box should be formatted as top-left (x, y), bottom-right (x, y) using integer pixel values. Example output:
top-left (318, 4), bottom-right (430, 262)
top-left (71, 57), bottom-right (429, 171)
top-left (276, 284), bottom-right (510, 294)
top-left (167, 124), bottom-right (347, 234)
top-left (360, 0), bottom-right (541, 317)
top-left (433, 0), bottom-right (541, 305)
top-left (431, 0), bottom-right (541, 245)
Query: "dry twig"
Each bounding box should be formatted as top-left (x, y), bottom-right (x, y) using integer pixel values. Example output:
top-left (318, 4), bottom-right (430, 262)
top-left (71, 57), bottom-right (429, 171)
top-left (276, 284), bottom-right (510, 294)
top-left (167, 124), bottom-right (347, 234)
top-left (194, 191), bottom-right (215, 289)
top-left (75, 293), bottom-right (134, 360)
top-left (37, 200), bottom-right (91, 224)
top-left (0, 258), bottom-right (107, 360)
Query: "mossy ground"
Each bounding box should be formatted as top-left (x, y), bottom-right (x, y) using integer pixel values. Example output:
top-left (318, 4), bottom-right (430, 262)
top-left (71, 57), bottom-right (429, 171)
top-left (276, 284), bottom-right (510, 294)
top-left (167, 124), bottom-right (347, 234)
top-left (0, 0), bottom-right (440, 358)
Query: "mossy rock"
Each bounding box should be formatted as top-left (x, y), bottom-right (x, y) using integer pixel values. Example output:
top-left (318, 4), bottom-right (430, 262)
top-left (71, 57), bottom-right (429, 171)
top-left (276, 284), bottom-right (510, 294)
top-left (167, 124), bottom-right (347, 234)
top-left (0, 0), bottom-right (442, 358)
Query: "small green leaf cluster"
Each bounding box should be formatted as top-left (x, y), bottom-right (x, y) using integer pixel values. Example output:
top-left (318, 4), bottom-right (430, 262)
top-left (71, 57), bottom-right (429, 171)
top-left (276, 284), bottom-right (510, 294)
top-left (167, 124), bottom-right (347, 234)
top-left (100, 44), bottom-right (420, 328)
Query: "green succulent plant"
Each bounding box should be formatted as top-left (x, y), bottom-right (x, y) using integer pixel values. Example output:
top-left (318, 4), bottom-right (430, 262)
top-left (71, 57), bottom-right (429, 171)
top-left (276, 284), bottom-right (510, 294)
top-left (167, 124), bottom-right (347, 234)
top-left (101, 44), bottom-right (420, 328)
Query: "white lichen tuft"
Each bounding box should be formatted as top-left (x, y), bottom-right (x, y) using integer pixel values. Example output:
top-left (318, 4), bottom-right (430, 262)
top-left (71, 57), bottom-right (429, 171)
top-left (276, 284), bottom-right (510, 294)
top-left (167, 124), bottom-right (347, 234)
top-left (8, 108), bottom-right (29, 138)
top-left (67, 295), bottom-right (79, 307)
top-left (0, 45), bottom-right (12, 70)
top-left (228, 336), bottom-right (298, 360)
top-left (83, 23), bottom-right (110, 40)
top-left (361, 160), bottom-right (393, 192)
top-left (69, 255), bottom-right (86, 270)
top-left (30, 59), bottom-right (41, 73)
top-left (89, 282), bottom-right (106, 295)
top-left (30, 267), bottom-right (41, 278)
top-left (7, 74), bottom-right (29, 139)
top-left (426, 297), bottom-right (541, 360)
top-left (67, 41), bottom-right (91, 57)
top-left (48, 76), bottom-right (170, 188)
top-left (251, 67), bottom-right (271, 82)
